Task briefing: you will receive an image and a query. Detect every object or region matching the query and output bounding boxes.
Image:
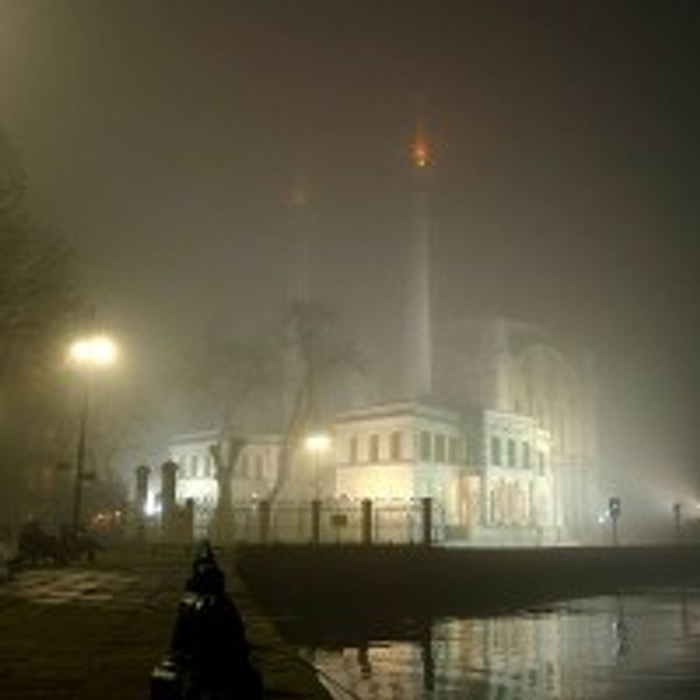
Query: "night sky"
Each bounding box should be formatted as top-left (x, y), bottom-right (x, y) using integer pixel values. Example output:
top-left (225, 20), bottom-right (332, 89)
top-left (1, 1), bottom-right (699, 493)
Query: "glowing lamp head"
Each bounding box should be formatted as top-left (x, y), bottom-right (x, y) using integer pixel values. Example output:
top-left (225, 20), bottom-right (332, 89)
top-left (69, 335), bottom-right (118, 367)
top-left (304, 432), bottom-right (331, 453)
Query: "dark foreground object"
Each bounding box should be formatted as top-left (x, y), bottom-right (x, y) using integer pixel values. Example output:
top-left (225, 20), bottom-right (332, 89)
top-left (151, 542), bottom-right (263, 699)
top-left (238, 543), bottom-right (700, 619)
top-left (11, 520), bottom-right (102, 567)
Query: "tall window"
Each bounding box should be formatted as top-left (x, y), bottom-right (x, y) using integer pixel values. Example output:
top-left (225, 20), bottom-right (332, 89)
top-left (448, 436), bottom-right (459, 464)
top-left (435, 434), bottom-right (446, 463)
top-left (369, 434), bottom-right (380, 462)
top-left (507, 438), bottom-right (516, 467)
top-left (390, 431), bottom-right (402, 460)
top-left (190, 454), bottom-right (199, 477)
top-left (522, 441), bottom-right (530, 469)
top-left (420, 431), bottom-right (432, 461)
top-left (349, 435), bottom-right (358, 464)
top-left (491, 436), bottom-right (502, 466)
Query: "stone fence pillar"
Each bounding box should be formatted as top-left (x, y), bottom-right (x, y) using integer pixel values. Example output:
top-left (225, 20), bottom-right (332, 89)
top-left (361, 499), bottom-right (373, 546)
top-left (421, 497), bottom-right (433, 546)
top-left (134, 464), bottom-right (150, 540)
top-left (160, 460), bottom-right (178, 540)
top-left (311, 499), bottom-right (322, 544)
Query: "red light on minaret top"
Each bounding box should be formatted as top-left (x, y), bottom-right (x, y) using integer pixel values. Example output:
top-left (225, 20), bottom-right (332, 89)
top-left (411, 135), bottom-right (431, 169)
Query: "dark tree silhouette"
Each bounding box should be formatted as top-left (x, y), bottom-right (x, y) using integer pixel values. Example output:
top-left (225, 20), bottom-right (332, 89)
top-left (183, 327), bottom-right (275, 536)
top-left (268, 300), bottom-right (363, 504)
top-left (0, 132), bottom-right (82, 522)
top-left (182, 301), bottom-right (363, 534)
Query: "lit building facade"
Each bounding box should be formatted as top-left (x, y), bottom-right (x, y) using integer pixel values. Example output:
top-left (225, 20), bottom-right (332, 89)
top-left (167, 316), bottom-right (598, 544)
top-left (435, 317), bottom-right (600, 541)
top-left (334, 401), bottom-right (477, 532)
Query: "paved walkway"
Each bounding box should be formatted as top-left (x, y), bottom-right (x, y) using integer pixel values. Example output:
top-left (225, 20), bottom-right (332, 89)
top-left (0, 546), bottom-right (332, 699)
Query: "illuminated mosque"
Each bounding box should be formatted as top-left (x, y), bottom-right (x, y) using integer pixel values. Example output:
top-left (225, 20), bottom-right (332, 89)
top-left (168, 135), bottom-right (601, 545)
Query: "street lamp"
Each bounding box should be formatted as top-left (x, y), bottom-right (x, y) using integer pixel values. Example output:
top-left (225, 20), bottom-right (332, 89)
top-left (68, 334), bottom-right (118, 532)
top-left (608, 496), bottom-right (621, 546)
top-left (304, 431), bottom-right (330, 545)
top-left (304, 432), bottom-right (331, 497)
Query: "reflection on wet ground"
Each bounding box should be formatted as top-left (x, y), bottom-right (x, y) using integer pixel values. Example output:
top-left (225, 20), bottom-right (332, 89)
top-left (279, 588), bottom-right (700, 699)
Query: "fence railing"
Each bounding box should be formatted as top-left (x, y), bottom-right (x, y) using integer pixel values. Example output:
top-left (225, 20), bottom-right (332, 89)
top-left (143, 497), bottom-right (445, 546)
top-left (224, 497), bottom-right (444, 546)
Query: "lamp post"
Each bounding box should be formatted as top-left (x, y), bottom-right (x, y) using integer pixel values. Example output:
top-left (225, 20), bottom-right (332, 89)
top-left (673, 502), bottom-right (682, 543)
top-left (68, 335), bottom-right (118, 533)
top-left (304, 431), bottom-right (330, 544)
top-left (608, 496), bottom-right (621, 546)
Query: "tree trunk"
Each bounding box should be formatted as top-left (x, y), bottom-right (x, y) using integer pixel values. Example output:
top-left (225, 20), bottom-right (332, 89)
top-left (209, 438), bottom-right (245, 543)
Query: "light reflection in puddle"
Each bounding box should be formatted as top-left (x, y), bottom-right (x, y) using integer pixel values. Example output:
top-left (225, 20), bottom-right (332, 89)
top-left (299, 589), bottom-right (700, 699)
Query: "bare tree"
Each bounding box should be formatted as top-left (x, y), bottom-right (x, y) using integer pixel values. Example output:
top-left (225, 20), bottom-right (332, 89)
top-left (0, 137), bottom-right (80, 388)
top-left (0, 132), bottom-right (82, 522)
top-left (268, 300), bottom-right (363, 504)
top-left (180, 302), bottom-right (363, 534)
top-left (183, 327), bottom-right (274, 530)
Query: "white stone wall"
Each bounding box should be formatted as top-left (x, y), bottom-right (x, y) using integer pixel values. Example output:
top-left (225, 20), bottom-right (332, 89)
top-left (336, 464), bottom-right (417, 500)
top-left (333, 402), bottom-right (469, 525)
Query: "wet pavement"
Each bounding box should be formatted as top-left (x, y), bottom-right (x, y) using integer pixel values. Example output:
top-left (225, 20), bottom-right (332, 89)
top-left (0, 546), bottom-right (331, 699)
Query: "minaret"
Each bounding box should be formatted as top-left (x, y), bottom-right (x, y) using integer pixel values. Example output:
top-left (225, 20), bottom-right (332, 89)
top-left (404, 132), bottom-right (434, 401)
top-left (282, 176), bottom-right (314, 427)
top-left (287, 177), bottom-right (312, 305)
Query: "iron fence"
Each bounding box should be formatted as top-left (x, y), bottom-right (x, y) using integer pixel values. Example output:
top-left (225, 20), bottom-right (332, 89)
top-left (223, 498), bottom-right (445, 545)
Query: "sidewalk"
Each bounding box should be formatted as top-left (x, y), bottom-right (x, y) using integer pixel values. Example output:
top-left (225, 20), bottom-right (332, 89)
top-left (0, 545), bottom-right (332, 699)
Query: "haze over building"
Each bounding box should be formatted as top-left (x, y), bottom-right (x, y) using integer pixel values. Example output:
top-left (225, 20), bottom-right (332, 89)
top-left (167, 135), bottom-right (601, 545)
top-left (2, 1), bottom-right (697, 539)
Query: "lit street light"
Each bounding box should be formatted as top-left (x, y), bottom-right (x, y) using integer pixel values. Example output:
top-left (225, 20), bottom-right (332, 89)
top-left (68, 335), bottom-right (118, 532)
top-left (304, 431), bottom-right (331, 497)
